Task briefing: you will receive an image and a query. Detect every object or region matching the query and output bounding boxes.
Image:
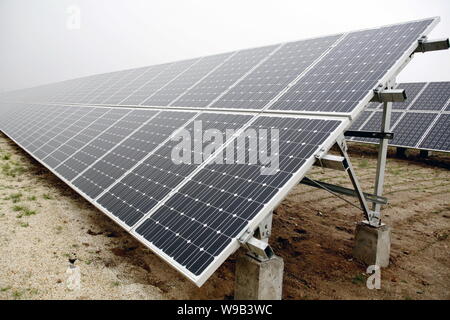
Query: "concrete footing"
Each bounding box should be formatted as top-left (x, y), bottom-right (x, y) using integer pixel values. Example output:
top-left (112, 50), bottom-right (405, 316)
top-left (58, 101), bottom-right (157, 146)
top-left (353, 222), bottom-right (391, 267)
top-left (234, 254), bottom-right (284, 300)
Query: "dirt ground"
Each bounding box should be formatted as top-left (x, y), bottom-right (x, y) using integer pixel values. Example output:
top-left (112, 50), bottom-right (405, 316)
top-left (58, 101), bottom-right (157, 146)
top-left (0, 132), bottom-right (448, 300)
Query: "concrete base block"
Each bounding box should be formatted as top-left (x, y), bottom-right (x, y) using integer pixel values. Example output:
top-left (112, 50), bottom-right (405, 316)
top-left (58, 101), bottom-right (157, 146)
top-left (235, 254), bottom-right (284, 300)
top-left (353, 222), bottom-right (391, 267)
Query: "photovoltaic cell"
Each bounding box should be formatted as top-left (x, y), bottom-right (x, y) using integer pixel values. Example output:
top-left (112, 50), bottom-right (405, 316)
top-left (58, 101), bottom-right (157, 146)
top-left (97, 113), bottom-right (252, 227)
top-left (209, 35), bottom-right (342, 110)
top-left (120, 59), bottom-right (199, 106)
top-left (390, 112), bottom-right (438, 147)
top-left (90, 67), bottom-right (150, 105)
top-left (54, 109), bottom-right (150, 181)
top-left (269, 19), bottom-right (434, 113)
top-left (392, 82), bottom-right (427, 109)
top-left (173, 45), bottom-right (279, 108)
top-left (348, 110), bottom-right (374, 131)
top-left (134, 116), bottom-right (342, 278)
top-left (72, 110), bottom-right (192, 199)
top-left (41, 108), bottom-right (115, 169)
top-left (142, 53), bottom-right (232, 106)
top-left (356, 111), bottom-right (402, 143)
top-left (419, 114), bottom-right (450, 151)
top-left (103, 65), bottom-right (164, 105)
top-left (409, 82), bottom-right (450, 110)
top-left (352, 82), bottom-right (450, 151)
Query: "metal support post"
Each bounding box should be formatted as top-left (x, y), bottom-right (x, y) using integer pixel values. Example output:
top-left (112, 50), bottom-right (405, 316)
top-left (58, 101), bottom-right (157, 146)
top-left (373, 98), bottom-right (392, 215)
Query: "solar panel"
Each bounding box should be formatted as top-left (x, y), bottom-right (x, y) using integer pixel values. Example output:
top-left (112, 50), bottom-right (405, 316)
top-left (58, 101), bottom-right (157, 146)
top-left (419, 114), bottom-right (450, 151)
top-left (133, 116), bottom-right (344, 283)
top-left (409, 82), bottom-right (450, 110)
top-left (97, 112), bottom-right (253, 227)
top-left (268, 20), bottom-right (434, 114)
top-left (351, 81), bottom-right (450, 152)
top-left (120, 61), bottom-right (198, 106)
top-left (354, 111), bottom-right (403, 143)
top-left (0, 17), bottom-right (439, 286)
top-left (142, 53), bottom-right (232, 107)
top-left (208, 35), bottom-right (342, 110)
top-left (163, 45), bottom-right (280, 108)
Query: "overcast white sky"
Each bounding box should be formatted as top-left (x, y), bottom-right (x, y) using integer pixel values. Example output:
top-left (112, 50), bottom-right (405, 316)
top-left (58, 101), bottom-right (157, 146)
top-left (0, 0), bottom-right (449, 92)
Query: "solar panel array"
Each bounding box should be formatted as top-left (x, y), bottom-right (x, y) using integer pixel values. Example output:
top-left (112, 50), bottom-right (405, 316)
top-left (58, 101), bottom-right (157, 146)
top-left (349, 81), bottom-right (450, 152)
top-left (0, 18), bottom-right (439, 285)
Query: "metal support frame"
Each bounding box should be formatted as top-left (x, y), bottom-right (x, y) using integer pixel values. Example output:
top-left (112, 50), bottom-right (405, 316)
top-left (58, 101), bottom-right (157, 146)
top-left (310, 136), bottom-right (379, 225)
top-left (300, 177), bottom-right (388, 205)
top-left (335, 137), bottom-right (379, 225)
top-left (344, 130), bottom-right (394, 140)
top-left (414, 37), bottom-right (450, 53)
top-left (372, 82), bottom-right (394, 217)
top-left (239, 212), bottom-right (274, 261)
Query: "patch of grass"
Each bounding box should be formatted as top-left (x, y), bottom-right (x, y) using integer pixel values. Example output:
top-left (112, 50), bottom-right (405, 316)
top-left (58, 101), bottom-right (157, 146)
top-left (12, 205), bottom-right (25, 212)
top-left (1, 163), bottom-right (26, 177)
top-left (42, 193), bottom-right (53, 200)
top-left (27, 288), bottom-right (39, 295)
top-left (85, 260), bottom-right (92, 265)
top-left (0, 286), bottom-right (11, 292)
top-left (1, 153), bottom-right (11, 161)
top-left (357, 159), bottom-right (369, 169)
top-left (351, 274), bottom-right (366, 285)
top-left (23, 208), bottom-right (36, 216)
top-left (9, 193), bottom-right (23, 203)
top-left (19, 222), bottom-right (29, 228)
top-left (12, 290), bottom-right (23, 299)
top-left (55, 226), bottom-right (63, 234)
top-left (27, 195), bottom-right (37, 201)
top-left (111, 281), bottom-right (120, 287)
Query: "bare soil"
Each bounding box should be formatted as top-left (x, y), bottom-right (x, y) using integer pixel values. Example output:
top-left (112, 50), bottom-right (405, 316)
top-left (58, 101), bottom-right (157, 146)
top-left (0, 133), bottom-right (448, 300)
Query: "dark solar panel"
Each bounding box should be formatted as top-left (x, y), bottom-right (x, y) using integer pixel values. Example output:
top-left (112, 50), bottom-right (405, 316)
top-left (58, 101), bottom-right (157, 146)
top-left (209, 35), bottom-right (342, 110)
top-left (393, 82), bottom-right (427, 109)
top-left (357, 111), bottom-right (403, 143)
top-left (134, 116), bottom-right (342, 280)
top-left (72, 110), bottom-right (193, 199)
top-left (143, 53), bottom-right (232, 106)
top-left (173, 45), bottom-right (279, 108)
top-left (419, 114), bottom-right (450, 151)
top-left (390, 112), bottom-right (438, 147)
top-left (409, 82), bottom-right (450, 110)
top-left (97, 113), bottom-right (252, 227)
top-left (269, 19), bottom-right (434, 113)
top-left (120, 61), bottom-right (199, 106)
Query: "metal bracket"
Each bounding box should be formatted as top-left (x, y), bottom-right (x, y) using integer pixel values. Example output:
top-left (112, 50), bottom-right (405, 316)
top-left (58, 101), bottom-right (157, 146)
top-left (414, 37), bottom-right (450, 53)
top-left (238, 212), bottom-right (274, 261)
top-left (344, 130), bottom-right (394, 140)
top-left (314, 154), bottom-right (346, 171)
top-left (371, 88), bottom-right (406, 103)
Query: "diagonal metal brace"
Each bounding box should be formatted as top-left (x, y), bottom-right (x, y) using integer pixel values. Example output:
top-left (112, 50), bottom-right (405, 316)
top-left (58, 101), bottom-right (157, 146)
top-left (300, 177), bottom-right (388, 205)
top-left (328, 137), bottom-right (380, 226)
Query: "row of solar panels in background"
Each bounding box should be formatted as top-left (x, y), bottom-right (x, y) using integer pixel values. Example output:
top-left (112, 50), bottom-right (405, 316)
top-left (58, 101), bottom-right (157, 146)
top-left (0, 19), bottom-right (435, 114)
top-left (0, 102), bottom-right (344, 284)
top-left (348, 82), bottom-right (450, 152)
